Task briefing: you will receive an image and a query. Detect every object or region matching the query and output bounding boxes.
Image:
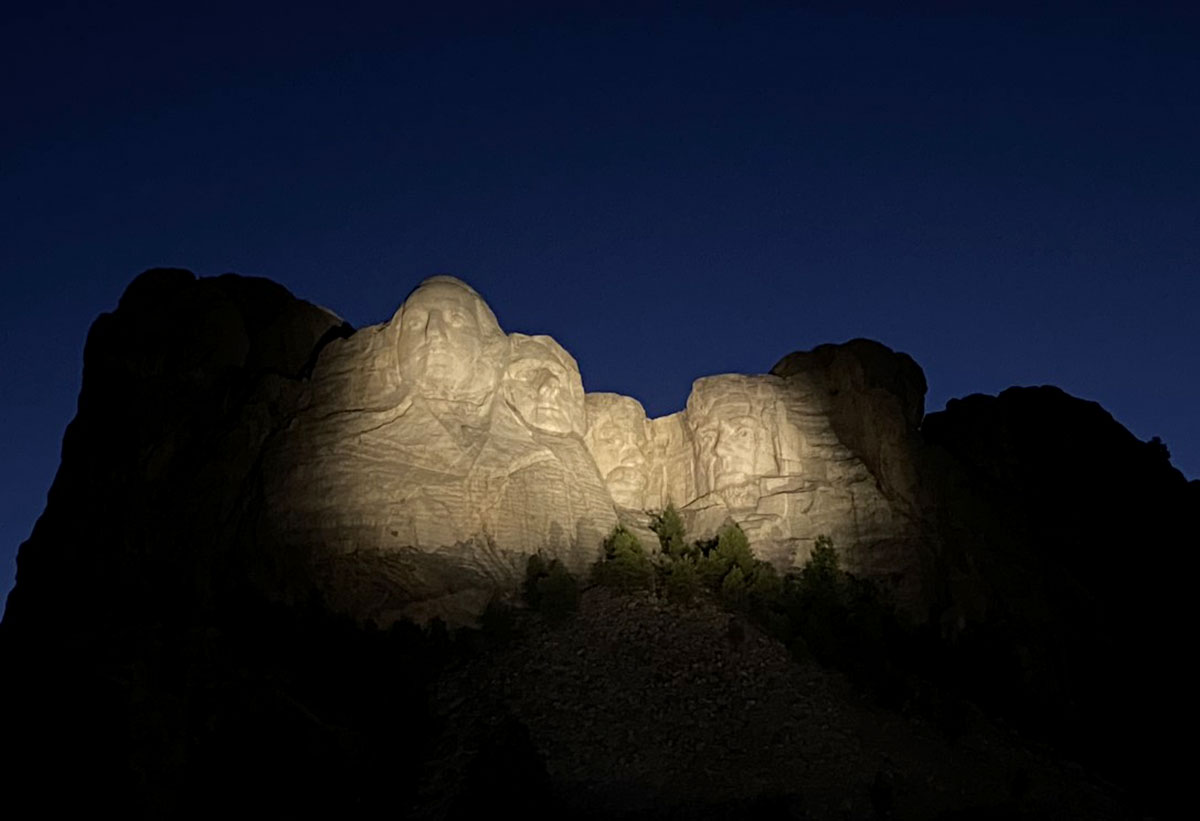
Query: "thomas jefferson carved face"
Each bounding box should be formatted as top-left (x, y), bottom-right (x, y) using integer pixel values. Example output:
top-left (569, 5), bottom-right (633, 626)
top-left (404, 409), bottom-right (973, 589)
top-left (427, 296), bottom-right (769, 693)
top-left (395, 277), bottom-right (505, 405)
top-left (687, 376), bottom-right (781, 497)
top-left (584, 394), bottom-right (651, 508)
top-left (503, 334), bottom-right (585, 436)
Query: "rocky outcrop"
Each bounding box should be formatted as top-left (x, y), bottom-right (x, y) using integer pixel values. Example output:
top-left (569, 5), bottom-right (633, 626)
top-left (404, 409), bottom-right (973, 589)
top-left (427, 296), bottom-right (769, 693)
top-left (9, 269), bottom-right (1192, 640)
top-left (920, 384), bottom-right (1196, 637)
top-left (584, 340), bottom-right (931, 611)
top-left (261, 278), bottom-right (618, 625)
top-left (770, 339), bottom-right (928, 517)
top-left (914, 386), bottom-right (1195, 804)
top-left (2, 270), bottom-right (1192, 817)
top-left (3, 269), bottom-right (347, 632)
top-left (8, 271), bottom-right (942, 625)
top-left (675, 370), bottom-right (924, 602)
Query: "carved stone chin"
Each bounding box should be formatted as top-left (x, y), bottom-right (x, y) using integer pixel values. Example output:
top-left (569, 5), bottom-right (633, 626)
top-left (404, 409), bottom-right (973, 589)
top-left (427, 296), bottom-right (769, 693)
top-left (604, 465), bottom-right (648, 508)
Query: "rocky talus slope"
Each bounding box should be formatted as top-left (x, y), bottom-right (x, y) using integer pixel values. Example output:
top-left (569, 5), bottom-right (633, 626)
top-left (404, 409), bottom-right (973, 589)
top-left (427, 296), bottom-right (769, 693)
top-left (420, 588), bottom-right (1124, 820)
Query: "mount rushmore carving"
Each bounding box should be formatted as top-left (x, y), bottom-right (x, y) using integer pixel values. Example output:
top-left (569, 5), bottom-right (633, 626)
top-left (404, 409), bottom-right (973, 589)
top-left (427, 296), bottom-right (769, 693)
top-left (7, 270), bottom-right (1190, 820)
top-left (264, 276), bottom-right (924, 623)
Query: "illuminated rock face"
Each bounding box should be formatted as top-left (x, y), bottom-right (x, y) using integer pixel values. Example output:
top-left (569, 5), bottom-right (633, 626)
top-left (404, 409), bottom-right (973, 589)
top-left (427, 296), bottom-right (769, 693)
top-left (394, 275), bottom-right (507, 425)
top-left (263, 275), bottom-right (923, 620)
top-left (264, 276), bottom-right (616, 625)
top-left (687, 375), bottom-right (786, 498)
top-left (582, 397), bottom-right (701, 515)
top-left (505, 333), bottom-right (586, 436)
top-left (582, 366), bottom-right (923, 602)
top-left (677, 373), bottom-right (918, 584)
top-left (584, 393), bottom-right (652, 508)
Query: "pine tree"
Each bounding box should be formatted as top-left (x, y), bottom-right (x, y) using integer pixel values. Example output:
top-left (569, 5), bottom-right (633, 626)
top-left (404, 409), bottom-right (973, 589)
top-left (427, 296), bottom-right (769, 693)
top-left (650, 503), bottom-right (688, 558)
top-left (593, 526), bottom-right (654, 592)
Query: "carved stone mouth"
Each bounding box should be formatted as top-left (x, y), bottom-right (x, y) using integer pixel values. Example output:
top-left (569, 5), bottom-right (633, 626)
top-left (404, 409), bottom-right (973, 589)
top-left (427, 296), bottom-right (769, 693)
top-left (607, 465), bottom-right (647, 489)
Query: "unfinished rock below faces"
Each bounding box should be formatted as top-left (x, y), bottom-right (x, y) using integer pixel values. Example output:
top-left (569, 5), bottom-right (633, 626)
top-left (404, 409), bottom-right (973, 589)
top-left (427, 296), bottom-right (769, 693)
top-left (262, 277), bottom-right (617, 626)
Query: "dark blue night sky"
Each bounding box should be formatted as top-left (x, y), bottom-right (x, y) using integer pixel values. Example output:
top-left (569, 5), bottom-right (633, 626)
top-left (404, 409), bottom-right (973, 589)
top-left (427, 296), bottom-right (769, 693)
top-left (3, 1), bottom-right (1197, 606)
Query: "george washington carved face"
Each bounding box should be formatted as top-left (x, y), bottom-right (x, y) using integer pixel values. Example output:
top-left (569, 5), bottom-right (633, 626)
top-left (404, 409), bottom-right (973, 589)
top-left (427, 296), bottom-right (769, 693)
top-left (395, 276), bottom-right (506, 407)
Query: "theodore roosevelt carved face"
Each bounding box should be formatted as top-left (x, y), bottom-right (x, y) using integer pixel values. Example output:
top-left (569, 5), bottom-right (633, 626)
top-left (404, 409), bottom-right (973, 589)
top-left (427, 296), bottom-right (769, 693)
top-left (503, 334), bottom-right (586, 436)
top-left (584, 393), bottom-right (651, 508)
top-left (395, 276), bottom-right (506, 406)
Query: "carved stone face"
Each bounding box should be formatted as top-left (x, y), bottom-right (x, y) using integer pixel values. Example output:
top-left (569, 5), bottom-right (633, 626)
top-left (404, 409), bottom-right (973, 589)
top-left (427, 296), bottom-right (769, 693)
top-left (687, 376), bottom-right (781, 496)
top-left (395, 277), bottom-right (504, 404)
top-left (503, 334), bottom-right (585, 436)
top-left (584, 393), bottom-right (651, 508)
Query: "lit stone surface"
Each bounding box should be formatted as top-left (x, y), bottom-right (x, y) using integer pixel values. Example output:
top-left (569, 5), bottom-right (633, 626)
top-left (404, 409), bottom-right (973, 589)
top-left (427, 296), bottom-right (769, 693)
top-left (264, 277), bottom-right (616, 624)
top-left (504, 333), bottom-right (586, 436)
top-left (584, 393), bottom-right (652, 508)
top-left (265, 275), bottom-right (923, 620)
top-left (582, 370), bottom-right (922, 599)
top-left (647, 411), bottom-right (700, 513)
top-left (676, 373), bottom-right (915, 578)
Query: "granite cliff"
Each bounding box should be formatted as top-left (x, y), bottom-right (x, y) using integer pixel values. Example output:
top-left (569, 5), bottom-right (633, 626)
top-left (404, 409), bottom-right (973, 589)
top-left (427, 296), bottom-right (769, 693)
top-left (7, 270), bottom-right (943, 629)
top-left (2, 269), bottom-right (1193, 818)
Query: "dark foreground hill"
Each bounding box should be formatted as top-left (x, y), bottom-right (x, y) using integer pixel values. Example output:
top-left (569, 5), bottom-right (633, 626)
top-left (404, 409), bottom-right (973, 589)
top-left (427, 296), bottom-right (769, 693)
top-left (424, 587), bottom-right (1130, 820)
top-left (0, 581), bottom-right (1132, 820)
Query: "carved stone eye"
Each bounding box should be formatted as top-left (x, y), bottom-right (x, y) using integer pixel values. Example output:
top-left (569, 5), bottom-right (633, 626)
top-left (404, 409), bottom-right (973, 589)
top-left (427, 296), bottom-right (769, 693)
top-left (510, 362), bottom-right (541, 383)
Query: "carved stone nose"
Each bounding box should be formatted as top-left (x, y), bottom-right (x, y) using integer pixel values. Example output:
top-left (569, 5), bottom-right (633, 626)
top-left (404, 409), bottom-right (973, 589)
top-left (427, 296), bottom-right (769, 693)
top-left (714, 432), bottom-right (734, 456)
top-left (426, 311), bottom-right (448, 338)
top-left (537, 372), bottom-right (560, 396)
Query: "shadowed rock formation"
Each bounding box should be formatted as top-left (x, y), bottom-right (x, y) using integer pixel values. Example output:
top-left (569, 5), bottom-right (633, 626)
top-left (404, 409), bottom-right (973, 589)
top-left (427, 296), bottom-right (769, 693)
top-left (3, 268), bottom-right (349, 634)
top-left (917, 386), bottom-right (1195, 796)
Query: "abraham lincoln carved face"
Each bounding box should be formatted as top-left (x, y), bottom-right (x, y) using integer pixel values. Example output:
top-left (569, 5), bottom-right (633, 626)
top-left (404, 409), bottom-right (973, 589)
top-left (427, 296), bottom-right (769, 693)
top-left (686, 375), bottom-right (785, 500)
